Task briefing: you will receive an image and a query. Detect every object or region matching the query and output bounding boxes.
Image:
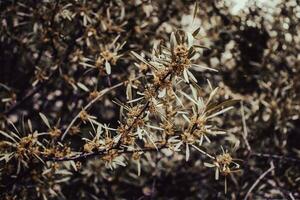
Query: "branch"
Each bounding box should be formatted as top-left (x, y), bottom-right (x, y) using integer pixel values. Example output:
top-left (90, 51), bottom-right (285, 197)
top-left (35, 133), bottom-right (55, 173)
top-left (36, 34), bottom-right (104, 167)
top-left (60, 75), bottom-right (143, 141)
top-left (241, 101), bottom-right (251, 152)
top-left (114, 71), bottom-right (172, 149)
top-left (44, 145), bottom-right (166, 162)
top-left (57, 72), bottom-right (172, 160)
top-left (244, 162), bottom-right (275, 200)
top-left (251, 152), bottom-right (300, 163)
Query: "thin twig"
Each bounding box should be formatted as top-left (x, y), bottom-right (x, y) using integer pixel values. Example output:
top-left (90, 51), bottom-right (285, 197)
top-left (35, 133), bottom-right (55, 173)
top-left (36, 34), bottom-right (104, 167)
top-left (251, 152), bottom-right (300, 163)
top-left (45, 145), bottom-right (166, 162)
top-left (61, 81), bottom-right (125, 141)
top-left (244, 162), bottom-right (275, 200)
top-left (241, 101), bottom-right (251, 151)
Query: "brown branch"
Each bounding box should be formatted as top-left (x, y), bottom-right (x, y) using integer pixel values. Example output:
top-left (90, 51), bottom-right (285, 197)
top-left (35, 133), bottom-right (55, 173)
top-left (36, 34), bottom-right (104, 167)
top-left (114, 71), bottom-right (172, 149)
top-left (55, 70), bottom-right (172, 162)
top-left (251, 152), bottom-right (300, 163)
top-left (241, 101), bottom-right (251, 152)
top-left (44, 145), bottom-right (166, 162)
top-left (244, 162), bottom-right (275, 200)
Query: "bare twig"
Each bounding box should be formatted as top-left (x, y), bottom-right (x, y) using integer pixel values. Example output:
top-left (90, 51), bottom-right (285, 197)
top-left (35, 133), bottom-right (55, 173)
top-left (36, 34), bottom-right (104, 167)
top-left (45, 145), bottom-right (166, 162)
top-left (241, 101), bottom-right (251, 151)
top-left (251, 152), bottom-right (300, 163)
top-left (244, 162), bottom-right (275, 200)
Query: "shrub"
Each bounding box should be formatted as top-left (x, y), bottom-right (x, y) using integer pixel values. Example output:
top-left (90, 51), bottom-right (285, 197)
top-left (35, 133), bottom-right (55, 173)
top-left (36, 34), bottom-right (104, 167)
top-left (1, 0), bottom-right (299, 199)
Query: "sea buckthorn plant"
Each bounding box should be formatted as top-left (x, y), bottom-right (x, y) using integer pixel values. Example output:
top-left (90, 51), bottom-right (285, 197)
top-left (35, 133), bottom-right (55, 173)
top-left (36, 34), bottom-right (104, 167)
top-left (1, 0), bottom-right (300, 199)
top-left (0, 25), bottom-right (239, 199)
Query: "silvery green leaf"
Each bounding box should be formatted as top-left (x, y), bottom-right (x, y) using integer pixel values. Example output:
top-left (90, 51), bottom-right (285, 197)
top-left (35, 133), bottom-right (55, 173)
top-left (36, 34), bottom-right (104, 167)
top-left (146, 124), bottom-right (164, 131)
top-left (204, 134), bottom-right (211, 143)
top-left (180, 91), bottom-right (197, 105)
top-left (187, 69), bottom-right (197, 83)
top-left (144, 130), bottom-right (158, 150)
top-left (182, 114), bottom-right (191, 123)
top-left (206, 130), bottom-right (226, 135)
top-left (174, 141), bottom-right (183, 151)
top-left (115, 157), bottom-right (126, 167)
top-left (105, 60), bottom-right (111, 74)
top-left (42, 168), bottom-right (52, 175)
top-left (137, 160), bottom-right (141, 176)
top-left (174, 91), bottom-right (184, 107)
top-left (204, 162), bottom-right (215, 168)
top-left (187, 32), bottom-right (194, 48)
top-left (131, 51), bottom-right (152, 67)
top-left (77, 82), bottom-right (89, 92)
top-left (185, 143), bottom-right (190, 161)
top-left (126, 83), bottom-right (132, 100)
top-left (197, 98), bottom-right (205, 113)
top-left (158, 88), bottom-right (166, 98)
top-left (111, 35), bottom-right (120, 46)
top-left (199, 135), bottom-right (204, 146)
top-left (136, 127), bottom-right (143, 140)
top-left (69, 161), bottom-right (78, 171)
top-left (114, 134), bottom-right (122, 144)
top-left (215, 168), bottom-right (219, 180)
top-left (39, 112), bottom-right (51, 128)
top-left (96, 124), bottom-right (102, 139)
top-left (170, 32), bottom-right (177, 53)
top-left (7, 120), bottom-right (20, 136)
top-left (205, 99), bottom-right (240, 114)
top-left (207, 79), bottom-right (213, 91)
top-left (191, 144), bottom-right (215, 159)
top-left (0, 152), bottom-right (14, 163)
top-left (27, 119), bottom-right (33, 133)
top-left (1, 98), bottom-right (12, 103)
top-left (190, 84), bottom-right (197, 100)
top-left (191, 64), bottom-right (218, 72)
top-left (79, 62), bottom-right (95, 68)
top-left (127, 97), bottom-right (144, 104)
top-left (183, 68), bottom-right (189, 83)
top-left (207, 106), bottom-right (234, 119)
top-left (206, 87), bottom-right (219, 106)
top-left (55, 177), bottom-right (71, 184)
top-left (55, 169), bottom-right (73, 175)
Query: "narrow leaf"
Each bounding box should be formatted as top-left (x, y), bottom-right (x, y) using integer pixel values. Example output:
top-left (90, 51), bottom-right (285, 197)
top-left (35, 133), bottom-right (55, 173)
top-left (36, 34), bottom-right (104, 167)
top-left (105, 60), bottom-right (111, 75)
top-left (39, 113), bottom-right (51, 128)
top-left (77, 82), bottom-right (89, 92)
